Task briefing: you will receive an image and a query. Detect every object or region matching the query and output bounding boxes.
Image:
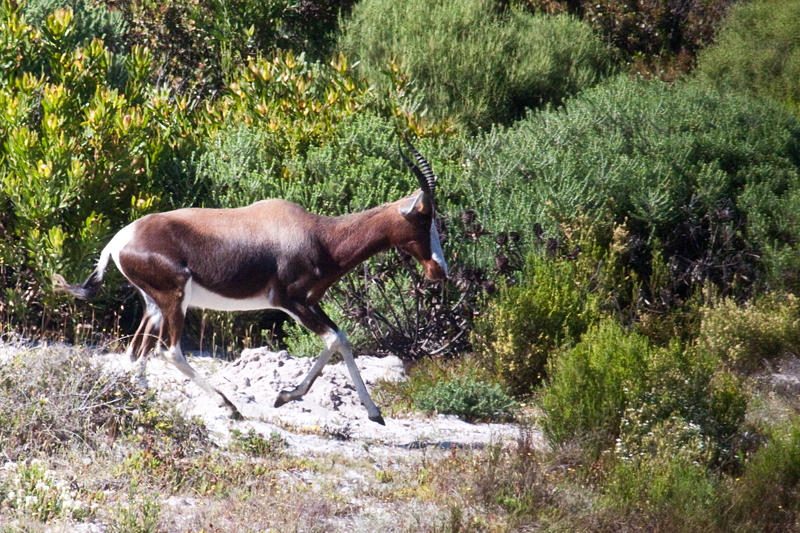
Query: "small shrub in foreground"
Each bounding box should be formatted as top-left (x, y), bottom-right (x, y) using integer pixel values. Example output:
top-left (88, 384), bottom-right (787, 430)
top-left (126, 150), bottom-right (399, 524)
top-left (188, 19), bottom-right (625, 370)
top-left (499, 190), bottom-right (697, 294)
top-left (540, 320), bottom-right (650, 450)
top-left (412, 375), bottom-right (517, 423)
top-left (474, 250), bottom-right (601, 397)
top-left (0, 458), bottom-right (94, 522)
top-left (541, 318), bottom-right (748, 461)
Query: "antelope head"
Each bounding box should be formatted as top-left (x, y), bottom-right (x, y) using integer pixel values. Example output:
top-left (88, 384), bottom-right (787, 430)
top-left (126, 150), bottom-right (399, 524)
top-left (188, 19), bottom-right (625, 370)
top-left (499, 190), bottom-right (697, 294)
top-left (397, 136), bottom-right (448, 281)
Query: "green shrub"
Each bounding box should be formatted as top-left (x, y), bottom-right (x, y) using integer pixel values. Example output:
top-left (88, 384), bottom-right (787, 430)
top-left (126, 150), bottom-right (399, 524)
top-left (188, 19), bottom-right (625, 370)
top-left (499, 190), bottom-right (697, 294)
top-left (540, 319), bottom-right (748, 458)
top-left (339, 0), bottom-right (616, 130)
top-left (412, 375), bottom-right (517, 423)
top-left (699, 294), bottom-right (800, 373)
top-left (472, 218), bottom-right (644, 396)
top-left (23, 0), bottom-right (127, 53)
top-left (540, 320), bottom-right (650, 449)
top-left (456, 76), bottom-right (800, 299)
top-left (694, 0), bottom-right (800, 113)
top-left (727, 424), bottom-right (800, 530)
top-left (474, 253), bottom-right (598, 396)
top-left (0, 459), bottom-right (93, 521)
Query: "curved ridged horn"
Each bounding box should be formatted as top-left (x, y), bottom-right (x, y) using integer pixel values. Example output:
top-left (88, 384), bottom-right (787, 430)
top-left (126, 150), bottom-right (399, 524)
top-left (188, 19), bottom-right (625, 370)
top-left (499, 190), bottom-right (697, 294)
top-left (404, 135), bottom-right (436, 197)
top-left (399, 139), bottom-right (430, 196)
top-left (399, 135), bottom-right (436, 198)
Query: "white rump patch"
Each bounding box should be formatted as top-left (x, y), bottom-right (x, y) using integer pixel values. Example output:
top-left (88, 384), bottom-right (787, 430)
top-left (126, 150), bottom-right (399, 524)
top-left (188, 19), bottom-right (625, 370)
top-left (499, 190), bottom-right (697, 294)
top-left (105, 222), bottom-right (137, 276)
top-left (430, 220), bottom-right (448, 276)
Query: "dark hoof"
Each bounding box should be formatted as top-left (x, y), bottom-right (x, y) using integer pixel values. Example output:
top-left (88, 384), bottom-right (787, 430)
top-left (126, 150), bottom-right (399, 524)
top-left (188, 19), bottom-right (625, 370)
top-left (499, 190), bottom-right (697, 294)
top-left (222, 399), bottom-right (244, 420)
top-left (274, 392), bottom-right (290, 408)
top-left (369, 413), bottom-right (386, 426)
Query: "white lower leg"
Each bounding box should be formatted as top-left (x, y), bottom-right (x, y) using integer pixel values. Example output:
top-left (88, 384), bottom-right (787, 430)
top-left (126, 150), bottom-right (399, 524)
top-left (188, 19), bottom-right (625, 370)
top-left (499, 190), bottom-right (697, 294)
top-left (274, 332), bottom-right (337, 407)
top-left (131, 352), bottom-right (152, 389)
top-left (164, 344), bottom-right (241, 418)
top-left (337, 332), bottom-right (384, 424)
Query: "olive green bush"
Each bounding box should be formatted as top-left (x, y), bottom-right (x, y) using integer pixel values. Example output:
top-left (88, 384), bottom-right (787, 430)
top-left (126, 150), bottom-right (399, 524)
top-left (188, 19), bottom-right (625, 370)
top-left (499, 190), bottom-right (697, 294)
top-left (456, 76), bottom-right (800, 299)
top-left (695, 0), bottom-right (800, 113)
top-left (539, 320), bottom-right (651, 449)
top-left (699, 294), bottom-right (800, 373)
top-left (339, 0), bottom-right (616, 130)
top-left (412, 375), bottom-right (517, 423)
top-left (540, 319), bottom-right (747, 459)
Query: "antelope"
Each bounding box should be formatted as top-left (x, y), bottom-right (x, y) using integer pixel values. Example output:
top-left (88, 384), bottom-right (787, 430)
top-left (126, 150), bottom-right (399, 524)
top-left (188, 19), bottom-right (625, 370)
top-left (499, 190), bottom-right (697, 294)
top-left (53, 137), bottom-right (447, 425)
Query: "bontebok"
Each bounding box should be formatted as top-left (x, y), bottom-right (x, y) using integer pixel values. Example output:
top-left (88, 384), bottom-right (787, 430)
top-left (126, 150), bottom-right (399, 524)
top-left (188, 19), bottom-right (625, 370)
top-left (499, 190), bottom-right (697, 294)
top-left (54, 137), bottom-right (447, 424)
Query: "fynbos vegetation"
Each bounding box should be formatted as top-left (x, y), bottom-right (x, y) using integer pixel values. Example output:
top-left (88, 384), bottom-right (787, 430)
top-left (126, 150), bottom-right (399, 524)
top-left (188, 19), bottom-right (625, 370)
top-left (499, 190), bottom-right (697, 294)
top-left (3, 0), bottom-right (800, 529)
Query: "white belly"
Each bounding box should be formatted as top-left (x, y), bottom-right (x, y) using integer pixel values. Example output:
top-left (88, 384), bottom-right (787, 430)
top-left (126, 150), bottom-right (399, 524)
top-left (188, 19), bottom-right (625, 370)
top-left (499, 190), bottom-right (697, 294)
top-left (185, 280), bottom-right (277, 312)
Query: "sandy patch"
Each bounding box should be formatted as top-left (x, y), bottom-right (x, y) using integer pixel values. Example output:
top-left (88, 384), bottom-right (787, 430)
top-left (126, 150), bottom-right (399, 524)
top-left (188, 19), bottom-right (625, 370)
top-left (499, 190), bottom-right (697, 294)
top-left (96, 347), bottom-right (537, 457)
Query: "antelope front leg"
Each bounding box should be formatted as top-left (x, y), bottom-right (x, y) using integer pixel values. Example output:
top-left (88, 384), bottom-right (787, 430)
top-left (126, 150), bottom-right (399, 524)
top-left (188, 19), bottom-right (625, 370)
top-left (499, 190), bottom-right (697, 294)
top-left (338, 331), bottom-right (385, 425)
top-left (274, 327), bottom-right (385, 425)
top-left (273, 328), bottom-right (337, 407)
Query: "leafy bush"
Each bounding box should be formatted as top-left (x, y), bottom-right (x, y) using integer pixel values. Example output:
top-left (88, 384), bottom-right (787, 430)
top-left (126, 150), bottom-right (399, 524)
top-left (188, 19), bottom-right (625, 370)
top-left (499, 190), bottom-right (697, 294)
top-left (694, 0), bottom-right (800, 113)
top-left (339, 0), bottom-right (616, 129)
top-left (108, 0), bottom-right (356, 94)
top-left (23, 0), bottom-right (127, 58)
top-left (412, 375), bottom-right (517, 423)
top-left (540, 319), bottom-right (748, 458)
top-left (457, 76), bottom-right (800, 300)
top-left (699, 294), bottom-right (800, 373)
top-left (472, 217), bottom-right (651, 396)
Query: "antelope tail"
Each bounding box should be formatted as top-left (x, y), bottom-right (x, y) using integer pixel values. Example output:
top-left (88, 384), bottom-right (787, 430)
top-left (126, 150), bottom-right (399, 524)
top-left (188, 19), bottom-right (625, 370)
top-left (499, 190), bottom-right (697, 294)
top-left (53, 243), bottom-right (114, 301)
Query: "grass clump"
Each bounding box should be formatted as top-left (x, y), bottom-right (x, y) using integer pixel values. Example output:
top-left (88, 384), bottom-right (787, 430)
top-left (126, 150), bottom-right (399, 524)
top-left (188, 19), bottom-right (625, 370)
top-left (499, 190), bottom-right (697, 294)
top-left (726, 424), bottom-right (800, 530)
top-left (0, 344), bottom-right (147, 458)
top-left (339, 0), bottom-right (615, 130)
top-left (230, 428), bottom-right (286, 457)
top-left (412, 375), bottom-right (517, 423)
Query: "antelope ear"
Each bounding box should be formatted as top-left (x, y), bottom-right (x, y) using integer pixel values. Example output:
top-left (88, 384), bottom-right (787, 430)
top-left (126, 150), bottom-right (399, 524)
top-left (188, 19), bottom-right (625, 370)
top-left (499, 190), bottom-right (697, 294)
top-left (398, 190), bottom-right (432, 218)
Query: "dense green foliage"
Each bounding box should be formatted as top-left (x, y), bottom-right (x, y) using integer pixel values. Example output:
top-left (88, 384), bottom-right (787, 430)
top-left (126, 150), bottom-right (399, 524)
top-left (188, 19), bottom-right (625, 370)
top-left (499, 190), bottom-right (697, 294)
top-left (516, 0), bottom-right (732, 78)
top-left (340, 0), bottom-right (616, 129)
top-left (457, 77), bottom-right (800, 296)
top-left (695, 0), bottom-right (800, 113)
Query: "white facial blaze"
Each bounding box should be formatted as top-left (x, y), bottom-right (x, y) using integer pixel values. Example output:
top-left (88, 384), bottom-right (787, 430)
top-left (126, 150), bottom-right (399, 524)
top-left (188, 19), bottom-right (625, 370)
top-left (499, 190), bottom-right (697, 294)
top-left (430, 219), bottom-right (448, 276)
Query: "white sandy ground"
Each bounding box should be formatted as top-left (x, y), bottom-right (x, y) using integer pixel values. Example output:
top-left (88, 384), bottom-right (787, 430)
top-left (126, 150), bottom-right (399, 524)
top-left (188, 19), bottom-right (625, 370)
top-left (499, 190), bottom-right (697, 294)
top-left (92, 347), bottom-right (540, 458)
top-left (0, 340), bottom-right (544, 531)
